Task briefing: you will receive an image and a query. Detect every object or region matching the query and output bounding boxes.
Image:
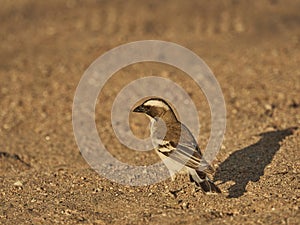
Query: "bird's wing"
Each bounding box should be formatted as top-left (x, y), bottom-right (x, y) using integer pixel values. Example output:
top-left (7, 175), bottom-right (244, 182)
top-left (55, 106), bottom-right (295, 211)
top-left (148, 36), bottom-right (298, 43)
top-left (155, 122), bottom-right (211, 171)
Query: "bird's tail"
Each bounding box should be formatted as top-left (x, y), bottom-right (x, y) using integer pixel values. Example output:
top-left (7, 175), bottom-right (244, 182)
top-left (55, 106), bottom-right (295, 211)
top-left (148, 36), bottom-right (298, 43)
top-left (189, 169), bottom-right (221, 193)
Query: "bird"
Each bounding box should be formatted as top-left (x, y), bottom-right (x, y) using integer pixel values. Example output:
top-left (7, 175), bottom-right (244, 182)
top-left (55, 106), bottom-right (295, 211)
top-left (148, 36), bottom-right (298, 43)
top-left (133, 97), bottom-right (221, 193)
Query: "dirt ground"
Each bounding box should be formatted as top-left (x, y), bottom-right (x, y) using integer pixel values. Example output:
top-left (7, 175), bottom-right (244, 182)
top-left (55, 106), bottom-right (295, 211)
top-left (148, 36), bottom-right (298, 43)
top-left (0, 0), bottom-right (299, 224)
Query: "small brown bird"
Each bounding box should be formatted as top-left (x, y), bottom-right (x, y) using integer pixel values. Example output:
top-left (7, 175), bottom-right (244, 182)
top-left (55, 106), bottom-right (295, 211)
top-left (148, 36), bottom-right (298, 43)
top-left (133, 98), bottom-right (221, 193)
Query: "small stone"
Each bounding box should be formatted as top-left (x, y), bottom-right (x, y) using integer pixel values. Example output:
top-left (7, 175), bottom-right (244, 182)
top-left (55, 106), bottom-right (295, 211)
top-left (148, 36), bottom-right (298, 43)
top-left (94, 219), bottom-right (106, 225)
top-left (264, 104), bottom-right (272, 110)
top-left (13, 181), bottom-right (23, 187)
top-left (182, 202), bottom-right (189, 209)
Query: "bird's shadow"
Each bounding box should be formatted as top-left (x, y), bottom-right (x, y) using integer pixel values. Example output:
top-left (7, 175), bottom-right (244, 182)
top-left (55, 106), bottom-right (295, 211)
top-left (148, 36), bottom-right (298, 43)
top-left (214, 127), bottom-right (297, 198)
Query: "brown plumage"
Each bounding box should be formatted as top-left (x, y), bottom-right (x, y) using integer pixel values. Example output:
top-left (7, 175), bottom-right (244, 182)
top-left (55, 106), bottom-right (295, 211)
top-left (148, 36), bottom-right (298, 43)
top-left (133, 98), bottom-right (221, 193)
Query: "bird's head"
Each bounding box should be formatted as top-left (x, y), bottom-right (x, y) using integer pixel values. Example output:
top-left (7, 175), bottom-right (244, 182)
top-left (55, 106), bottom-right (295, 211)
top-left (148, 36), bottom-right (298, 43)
top-left (133, 98), bottom-right (177, 121)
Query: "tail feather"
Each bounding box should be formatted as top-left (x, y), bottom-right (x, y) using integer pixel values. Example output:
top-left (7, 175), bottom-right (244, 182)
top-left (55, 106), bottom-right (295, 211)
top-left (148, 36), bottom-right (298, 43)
top-left (189, 169), bottom-right (221, 193)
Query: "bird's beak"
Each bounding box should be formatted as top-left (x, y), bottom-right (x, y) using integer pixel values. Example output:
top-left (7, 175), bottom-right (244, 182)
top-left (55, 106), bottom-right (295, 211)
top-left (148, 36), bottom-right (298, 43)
top-left (133, 105), bottom-right (145, 113)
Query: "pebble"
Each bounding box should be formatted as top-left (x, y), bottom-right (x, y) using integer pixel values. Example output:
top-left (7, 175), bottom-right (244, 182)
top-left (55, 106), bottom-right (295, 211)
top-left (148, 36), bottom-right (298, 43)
top-left (13, 181), bottom-right (23, 187)
top-left (94, 219), bottom-right (106, 225)
top-left (264, 104), bottom-right (273, 111)
top-left (182, 202), bottom-right (189, 209)
top-left (3, 124), bottom-right (10, 130)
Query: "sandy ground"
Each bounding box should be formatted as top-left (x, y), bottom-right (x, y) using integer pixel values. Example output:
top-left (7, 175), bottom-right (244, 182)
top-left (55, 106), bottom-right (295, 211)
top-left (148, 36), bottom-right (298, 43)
top-left (0, 0), bottom-right (299, 224)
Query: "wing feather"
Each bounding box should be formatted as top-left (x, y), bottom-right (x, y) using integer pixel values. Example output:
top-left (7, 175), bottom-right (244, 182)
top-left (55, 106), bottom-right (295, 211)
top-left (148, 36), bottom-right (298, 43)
top-left (154, 122), bottom-right (211, 170)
